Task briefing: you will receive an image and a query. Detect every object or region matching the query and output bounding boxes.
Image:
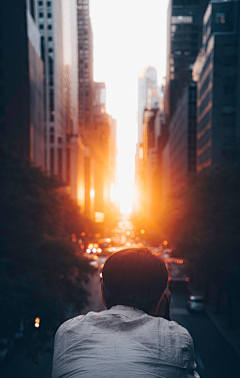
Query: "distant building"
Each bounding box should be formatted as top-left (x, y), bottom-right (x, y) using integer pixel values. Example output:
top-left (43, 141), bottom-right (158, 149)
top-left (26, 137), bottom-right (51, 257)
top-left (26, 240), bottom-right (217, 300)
top-left (162, 82), bottom-right (197, 195)
top-left (135, 67), bottom-right (160, 214)
top-left (92, 82), bottom-right (114, 215)
top-left (141, 108), bottom-right (167, 218)
top-left (192, 0), bottom-right (239, 171)
top-left (138, 66), bottom-right (158, 147)
top-left (0, 0), bottom-right (44, 167)
top-left (165, 0), bottom-right (209, 120)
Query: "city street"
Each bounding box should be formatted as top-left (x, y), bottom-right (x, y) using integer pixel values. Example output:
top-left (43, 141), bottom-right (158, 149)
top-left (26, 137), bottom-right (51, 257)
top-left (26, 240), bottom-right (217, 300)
top-left (171, 284), bottom-right (240, 378)
top-left (2, 266), bottom-right (240, 378)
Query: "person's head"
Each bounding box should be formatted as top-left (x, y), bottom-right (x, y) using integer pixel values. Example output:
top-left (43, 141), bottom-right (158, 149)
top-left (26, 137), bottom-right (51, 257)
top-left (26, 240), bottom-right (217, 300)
top-left (101, 247), bottom-right (169, 314)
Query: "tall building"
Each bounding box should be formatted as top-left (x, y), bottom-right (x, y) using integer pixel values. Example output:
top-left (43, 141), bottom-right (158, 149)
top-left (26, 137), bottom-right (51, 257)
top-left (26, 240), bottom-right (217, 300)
top-left (139, 107), bottom-right (168, 218)
top-left (92, 82), bottom-right (112, 215)
top-left (0, 0), bottom-right (44, 167)
top-left (135, 67), bottom-right (159, 213)
top-left (61, 0), bottom-right (85, 205)
top-left (165, 0), bottom-right (209, 120)
top-left (138, 66), bottom-right (158, 146)
top-left (37, 0), bottom-right (85, 204)
top-left (162, 82), bottom-right (197, 194)
top-left (76, 0), bottom-right (94, 139)
top-left (38, 0), bottom-right (65, 177)
top-left (192, 0), bottom-right (239, 171)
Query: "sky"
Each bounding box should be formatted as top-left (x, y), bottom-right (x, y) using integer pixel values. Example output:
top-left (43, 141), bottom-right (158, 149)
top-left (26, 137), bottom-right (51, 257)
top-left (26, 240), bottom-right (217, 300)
top-left (89, 0), bottom-right (169, 213)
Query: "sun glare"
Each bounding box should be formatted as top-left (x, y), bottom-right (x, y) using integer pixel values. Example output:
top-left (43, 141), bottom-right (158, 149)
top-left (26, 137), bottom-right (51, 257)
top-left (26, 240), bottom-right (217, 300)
top-left (116, 148), bottom-right (135, 214)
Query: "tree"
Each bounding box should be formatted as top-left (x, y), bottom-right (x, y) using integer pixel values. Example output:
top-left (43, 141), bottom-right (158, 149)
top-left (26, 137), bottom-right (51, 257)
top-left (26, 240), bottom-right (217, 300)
top-left (160, 163), bottom-right (240, 305)
top-left (0, 147), bottom-right (95, 361)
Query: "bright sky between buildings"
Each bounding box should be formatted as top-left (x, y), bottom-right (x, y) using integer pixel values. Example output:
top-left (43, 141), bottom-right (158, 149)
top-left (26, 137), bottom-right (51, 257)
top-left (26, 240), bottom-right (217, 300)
top-left (90, 0), bottom-right (169, 213)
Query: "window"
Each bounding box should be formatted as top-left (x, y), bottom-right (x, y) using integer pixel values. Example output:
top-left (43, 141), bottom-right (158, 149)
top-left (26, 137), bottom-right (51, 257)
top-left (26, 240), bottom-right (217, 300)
top-left (58, 148), bottom-right (62, 178)
top-left (30, 0), bottom-right (35, 21)
top-left (215, 12), bottom-right (225, 24)
top-left (223, 85), bottom-right (236, 96)
top-left (49, 89), bottom-right (54, 118)
top-left (49, 75), bottom-right (54, 86)
top-left (50, 148), bottom-right (54, 175)
top-left (171, 16), bottom-right (193, 24)
top-left (48, 25), bottom-right (52, 29)
top-left (66, 148), bottom-right (71, 186)
top-left (50, 134), bottom-right (54, 143)
top-left (48, 56), bottom-right (53, 74)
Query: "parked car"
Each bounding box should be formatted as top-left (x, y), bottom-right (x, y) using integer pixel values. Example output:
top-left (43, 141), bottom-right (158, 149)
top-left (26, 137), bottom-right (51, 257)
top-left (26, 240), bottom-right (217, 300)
top-left (187, 295), bottom-right (205, 312)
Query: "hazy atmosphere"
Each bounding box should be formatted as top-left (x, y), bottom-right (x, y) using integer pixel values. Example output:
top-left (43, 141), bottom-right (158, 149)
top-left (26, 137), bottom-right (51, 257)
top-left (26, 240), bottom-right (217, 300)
top-left (0, 0), bottom-right (240, 377)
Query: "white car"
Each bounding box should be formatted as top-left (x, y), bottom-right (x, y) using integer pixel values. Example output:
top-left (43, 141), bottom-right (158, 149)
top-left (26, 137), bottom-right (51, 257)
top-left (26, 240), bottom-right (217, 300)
top-left (187, 295), bottom-right (205, 312)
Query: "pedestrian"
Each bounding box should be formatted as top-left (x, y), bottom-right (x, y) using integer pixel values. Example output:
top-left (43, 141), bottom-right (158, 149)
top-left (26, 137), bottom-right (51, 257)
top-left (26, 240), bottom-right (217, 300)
top-left (52, 247), bottom-right (199, 378)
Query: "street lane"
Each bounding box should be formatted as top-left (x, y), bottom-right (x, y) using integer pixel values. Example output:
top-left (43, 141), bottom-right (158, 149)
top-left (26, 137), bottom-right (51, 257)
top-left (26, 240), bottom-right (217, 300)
top-left (171, 284), bottom-right (240, 378)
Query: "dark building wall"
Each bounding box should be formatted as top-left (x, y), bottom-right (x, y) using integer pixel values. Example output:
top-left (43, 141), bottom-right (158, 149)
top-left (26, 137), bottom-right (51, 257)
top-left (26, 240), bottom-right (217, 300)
top-left (0, 0), bottom-right (30, 159)
top-left (28, 39), bottom-right (44, 167)
top-left (166, 0), bottom-right (209, 120)
top-left (193, 0), bottom-right (239, 170)
top-left (166, 82), bottom-right (197, 189)
top-left (0, 0), bottom-right (44, 166)
top-left (212, 33), bottom-right (238, 163)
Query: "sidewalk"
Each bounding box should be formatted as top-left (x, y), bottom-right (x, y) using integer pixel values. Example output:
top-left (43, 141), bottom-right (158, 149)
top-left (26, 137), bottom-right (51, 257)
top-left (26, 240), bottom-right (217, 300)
top-left (189, 284), bottom-right (240, 360)
top-left (205, 302), bottom-right (240, 359)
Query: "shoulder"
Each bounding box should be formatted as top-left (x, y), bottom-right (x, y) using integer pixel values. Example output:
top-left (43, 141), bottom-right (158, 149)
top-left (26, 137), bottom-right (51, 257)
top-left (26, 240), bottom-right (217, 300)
top-left (54, 310), bottom-right (103, 340)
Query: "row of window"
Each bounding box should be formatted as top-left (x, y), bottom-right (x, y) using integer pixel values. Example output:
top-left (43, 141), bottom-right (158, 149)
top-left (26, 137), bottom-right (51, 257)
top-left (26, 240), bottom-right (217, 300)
top-left (39, 13), bottom-right (52, 18)
top-left (199, 91), bottom-right (211, 116)
top-left (200, 52), bottom-right (212, 82)
top-left (38, 1), bottom-right (51, 6)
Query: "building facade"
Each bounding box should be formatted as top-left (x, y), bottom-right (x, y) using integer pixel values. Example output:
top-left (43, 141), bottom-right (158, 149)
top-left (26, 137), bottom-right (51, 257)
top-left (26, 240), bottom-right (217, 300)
top-left (165, 0), bottom-right (209, 120)
top-left (192, 0), bottom-right (239, 171)
top-left (162, 82), bottom-right (197, 195)
top-left (76, 0), bottom-right (94, 139)
top-left (0, 0), bottom-right (44, 167)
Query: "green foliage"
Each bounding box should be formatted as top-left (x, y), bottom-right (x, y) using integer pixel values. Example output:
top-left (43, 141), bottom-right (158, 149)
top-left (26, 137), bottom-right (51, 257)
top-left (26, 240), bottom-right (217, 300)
top-left (160, 163), bottom-right (240, 289)
top-left (0, 147), bottom-right (95, 360)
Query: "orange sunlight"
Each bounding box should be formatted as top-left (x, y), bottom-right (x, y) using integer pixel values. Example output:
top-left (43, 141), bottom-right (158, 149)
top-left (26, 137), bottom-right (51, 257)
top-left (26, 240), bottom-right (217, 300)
top-left (116, 142), bottom-right (135, 215)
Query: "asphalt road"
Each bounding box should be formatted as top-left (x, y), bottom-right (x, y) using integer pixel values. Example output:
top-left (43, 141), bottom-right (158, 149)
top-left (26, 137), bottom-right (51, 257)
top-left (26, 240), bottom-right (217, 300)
top-left (1, 271), bottom-right (240, 377)
top-left (170, 283), bottom-right (240, 378)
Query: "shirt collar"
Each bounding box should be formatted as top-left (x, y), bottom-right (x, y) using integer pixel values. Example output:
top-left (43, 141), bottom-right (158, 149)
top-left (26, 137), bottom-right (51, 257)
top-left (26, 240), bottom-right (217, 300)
top-left (106, 305), bottom-right (146, 316)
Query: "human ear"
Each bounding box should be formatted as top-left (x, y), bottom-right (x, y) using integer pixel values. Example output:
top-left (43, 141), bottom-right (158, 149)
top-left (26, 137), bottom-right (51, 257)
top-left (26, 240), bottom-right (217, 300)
top-left (101, 281), bottom-right (107, 308)
top-left (152, 288), bottom-right (171, 318)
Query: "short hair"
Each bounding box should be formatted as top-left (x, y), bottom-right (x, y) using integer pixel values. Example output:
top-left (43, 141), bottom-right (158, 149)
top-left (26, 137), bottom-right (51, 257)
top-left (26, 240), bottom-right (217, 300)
top-left (102, 247), bottom-right (168, 313)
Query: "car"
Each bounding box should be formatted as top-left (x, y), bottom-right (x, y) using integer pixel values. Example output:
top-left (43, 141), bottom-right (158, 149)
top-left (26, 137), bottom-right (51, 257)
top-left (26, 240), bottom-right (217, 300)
top-left (165, 258), bottom-right (189, 283)
top-left (187, 295), bottom-right (205, 312)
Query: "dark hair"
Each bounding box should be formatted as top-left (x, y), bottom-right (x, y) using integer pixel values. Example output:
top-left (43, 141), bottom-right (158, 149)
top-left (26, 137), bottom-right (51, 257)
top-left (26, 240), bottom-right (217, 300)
top-left (102, 247), bottom-right (168, 313)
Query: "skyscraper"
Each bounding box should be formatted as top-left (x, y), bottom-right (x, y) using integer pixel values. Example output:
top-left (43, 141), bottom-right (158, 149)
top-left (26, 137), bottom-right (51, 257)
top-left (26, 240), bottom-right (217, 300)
top-left (37, 0), bottom-right (85, 204)
top-left (76, 0), bottom-right (94, 139)
top-left (38, 0), bottom-right (65, 177)
top-left (135, 66), bottom-right (159, 213)
top-left (0, 0), bottom-right (44, 167)
top-left (165, 0), bottom-right (209, 120)
top-left (193, 0), bottom-right (239, 171)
